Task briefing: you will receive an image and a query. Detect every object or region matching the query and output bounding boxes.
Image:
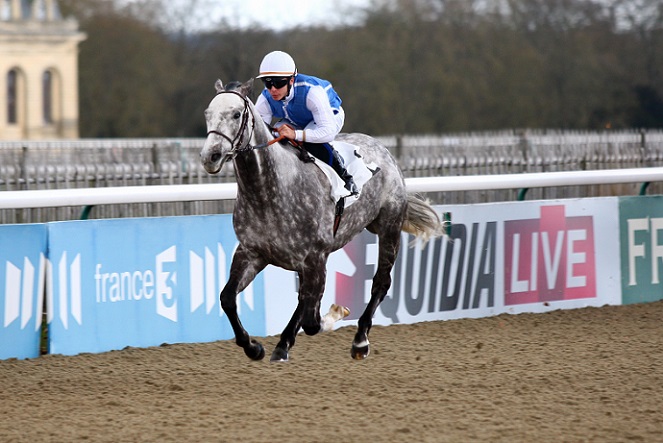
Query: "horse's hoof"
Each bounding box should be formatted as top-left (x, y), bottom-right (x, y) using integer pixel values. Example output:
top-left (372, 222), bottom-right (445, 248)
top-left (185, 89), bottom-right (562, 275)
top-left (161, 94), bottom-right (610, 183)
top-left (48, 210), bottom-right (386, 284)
top-left (270, 347), bottom-right (289, 363)
top-left (244, 340), bottom-right (265, 360)
top-left (351, 343), bottom-right (370, 360)
top-left (321, 304), bottom-right (351, 332)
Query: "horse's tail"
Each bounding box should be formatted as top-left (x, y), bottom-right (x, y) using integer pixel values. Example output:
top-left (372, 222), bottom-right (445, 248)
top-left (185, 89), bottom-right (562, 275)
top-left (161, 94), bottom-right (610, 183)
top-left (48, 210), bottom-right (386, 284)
top-left (402, 194), bottom-right (447, 244)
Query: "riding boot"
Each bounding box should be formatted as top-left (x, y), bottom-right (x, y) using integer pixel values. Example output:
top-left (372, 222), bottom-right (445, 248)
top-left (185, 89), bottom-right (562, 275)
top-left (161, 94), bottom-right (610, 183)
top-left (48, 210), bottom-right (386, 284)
top-left (331, 149), bottom-right (359, 195)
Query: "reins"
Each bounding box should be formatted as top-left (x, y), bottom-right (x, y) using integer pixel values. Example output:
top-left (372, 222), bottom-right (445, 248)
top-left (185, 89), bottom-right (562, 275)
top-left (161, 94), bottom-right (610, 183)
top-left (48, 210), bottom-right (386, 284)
top-left (205, 90), bottom-right (308, 156)
top-left (253, 133), bottom-right (285, 150)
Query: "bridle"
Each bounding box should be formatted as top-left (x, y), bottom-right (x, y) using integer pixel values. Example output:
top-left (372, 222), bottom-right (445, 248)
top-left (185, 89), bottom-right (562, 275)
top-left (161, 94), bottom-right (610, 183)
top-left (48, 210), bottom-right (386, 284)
top-left (206, 90), bottom-right (256, 154)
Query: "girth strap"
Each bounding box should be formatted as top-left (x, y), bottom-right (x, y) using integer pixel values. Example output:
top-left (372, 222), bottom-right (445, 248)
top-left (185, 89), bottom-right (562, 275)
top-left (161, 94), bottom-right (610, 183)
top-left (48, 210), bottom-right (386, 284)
top-left (333, 197), bottom-right (345, 237)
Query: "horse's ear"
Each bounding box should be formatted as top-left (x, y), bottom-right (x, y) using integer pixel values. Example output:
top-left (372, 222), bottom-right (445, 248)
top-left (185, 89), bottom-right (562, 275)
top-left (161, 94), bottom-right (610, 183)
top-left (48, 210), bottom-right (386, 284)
top-left (214, 79), bottom-right (224, 94)
top-left (238, 78), bottom-right (254, 98)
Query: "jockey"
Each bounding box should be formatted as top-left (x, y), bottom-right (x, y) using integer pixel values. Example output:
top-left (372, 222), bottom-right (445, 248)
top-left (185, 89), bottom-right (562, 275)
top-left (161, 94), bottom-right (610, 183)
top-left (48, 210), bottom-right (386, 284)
top-left (254, 50), bottom-right (358, 195)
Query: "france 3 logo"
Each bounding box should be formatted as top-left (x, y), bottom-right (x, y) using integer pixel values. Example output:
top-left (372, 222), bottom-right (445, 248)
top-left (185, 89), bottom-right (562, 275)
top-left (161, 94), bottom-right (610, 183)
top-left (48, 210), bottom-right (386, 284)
top-left (48, 245), bottom-right (260, 329)
top-left (3, 254), bottom-right (46, 332)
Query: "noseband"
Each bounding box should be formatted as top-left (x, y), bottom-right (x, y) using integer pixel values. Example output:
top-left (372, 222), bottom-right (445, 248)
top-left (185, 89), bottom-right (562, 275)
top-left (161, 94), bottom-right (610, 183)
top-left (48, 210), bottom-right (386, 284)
top-left (206, 91), bottom-right (256, 153)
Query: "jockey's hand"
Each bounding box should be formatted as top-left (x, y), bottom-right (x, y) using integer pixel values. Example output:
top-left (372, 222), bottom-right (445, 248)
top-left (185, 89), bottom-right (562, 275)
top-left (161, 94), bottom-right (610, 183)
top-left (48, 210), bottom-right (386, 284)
top-left (277, 124), bottom-right (296, 140)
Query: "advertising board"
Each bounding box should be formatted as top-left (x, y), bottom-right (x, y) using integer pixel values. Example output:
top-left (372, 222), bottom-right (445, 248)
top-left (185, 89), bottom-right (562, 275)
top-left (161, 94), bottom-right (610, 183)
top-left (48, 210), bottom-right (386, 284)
top-left (265, 198), bottom-right (622, 334)
top-left (0, 195), bottom-right (641, 358)
top-left (0, 224), bottom-right (47, 359)
top-left (619, 195), bottom-right (663, 304)
top-left (47, 215), bottom-right (265, 355)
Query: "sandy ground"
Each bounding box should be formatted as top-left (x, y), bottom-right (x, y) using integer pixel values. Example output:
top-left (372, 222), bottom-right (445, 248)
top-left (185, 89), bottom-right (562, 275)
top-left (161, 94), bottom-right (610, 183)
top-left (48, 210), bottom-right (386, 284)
top-left (1, 301), bottom-right (662, 443)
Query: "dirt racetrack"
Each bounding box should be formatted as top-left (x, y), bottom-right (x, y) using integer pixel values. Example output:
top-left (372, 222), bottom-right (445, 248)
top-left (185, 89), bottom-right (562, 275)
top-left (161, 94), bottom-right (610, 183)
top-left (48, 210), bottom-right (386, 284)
top-left (1, 301), bottom-right (662, 443)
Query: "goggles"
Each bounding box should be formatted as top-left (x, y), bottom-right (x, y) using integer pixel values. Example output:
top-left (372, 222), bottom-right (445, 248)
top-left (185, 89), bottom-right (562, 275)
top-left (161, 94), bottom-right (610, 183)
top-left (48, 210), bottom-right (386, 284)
top-left (262, 77), bottom-right (291, 90)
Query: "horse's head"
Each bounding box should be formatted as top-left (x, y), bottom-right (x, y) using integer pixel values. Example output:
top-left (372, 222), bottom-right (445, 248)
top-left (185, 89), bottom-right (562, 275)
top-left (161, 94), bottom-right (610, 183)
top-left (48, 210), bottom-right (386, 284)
top-left (201, 78), bottom-right (255, 174)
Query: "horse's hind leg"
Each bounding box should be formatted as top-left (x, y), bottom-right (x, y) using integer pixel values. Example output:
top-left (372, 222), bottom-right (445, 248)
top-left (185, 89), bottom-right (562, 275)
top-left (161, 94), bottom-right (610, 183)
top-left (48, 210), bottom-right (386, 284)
top-left (221, 245), bottom-right (267, 360)
top-left (352, 227), bottom-right (401, 360)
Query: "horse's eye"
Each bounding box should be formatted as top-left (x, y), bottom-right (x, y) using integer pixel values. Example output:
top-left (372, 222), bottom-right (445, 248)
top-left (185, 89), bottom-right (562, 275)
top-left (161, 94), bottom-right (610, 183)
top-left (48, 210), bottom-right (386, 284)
top-left (233, 112), bottom-right (241, 119)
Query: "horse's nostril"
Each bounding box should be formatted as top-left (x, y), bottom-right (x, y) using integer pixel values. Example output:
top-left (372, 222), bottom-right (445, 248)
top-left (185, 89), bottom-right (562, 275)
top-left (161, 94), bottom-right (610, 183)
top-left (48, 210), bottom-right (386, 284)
top-left (211, 153), bottom-right (222, 163)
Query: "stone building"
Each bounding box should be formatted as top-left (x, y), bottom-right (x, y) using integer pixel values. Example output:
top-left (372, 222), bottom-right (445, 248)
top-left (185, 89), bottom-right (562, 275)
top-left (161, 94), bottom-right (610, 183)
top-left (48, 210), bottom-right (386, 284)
top-left (0, 0), bottom-right (86, 140)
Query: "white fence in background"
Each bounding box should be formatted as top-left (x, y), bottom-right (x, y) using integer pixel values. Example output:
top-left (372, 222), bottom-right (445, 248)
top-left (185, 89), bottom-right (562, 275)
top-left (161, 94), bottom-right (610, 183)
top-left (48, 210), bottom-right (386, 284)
top-left (3, 130), bottom-right (663, 223)
top-left (0, 167), bottom-right (662, 210)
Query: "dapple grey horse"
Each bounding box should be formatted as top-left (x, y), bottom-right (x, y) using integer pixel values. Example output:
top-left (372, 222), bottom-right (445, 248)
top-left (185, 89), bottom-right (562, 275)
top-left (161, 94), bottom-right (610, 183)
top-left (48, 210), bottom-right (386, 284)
top-left (201, 79), bottom-right (445, 361)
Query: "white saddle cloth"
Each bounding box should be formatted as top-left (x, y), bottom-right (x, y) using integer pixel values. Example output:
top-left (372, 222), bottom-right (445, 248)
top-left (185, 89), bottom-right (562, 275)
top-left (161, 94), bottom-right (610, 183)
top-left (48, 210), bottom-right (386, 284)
top-left (314, 141), bottom-right (378, 208)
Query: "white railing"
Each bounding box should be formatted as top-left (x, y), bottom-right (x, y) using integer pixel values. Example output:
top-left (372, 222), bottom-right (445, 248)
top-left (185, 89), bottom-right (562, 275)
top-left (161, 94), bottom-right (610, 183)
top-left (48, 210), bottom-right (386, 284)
top-left (0, 167), bottom-right (661, 209)
top-left (405, 167), bottom-right (663, 192)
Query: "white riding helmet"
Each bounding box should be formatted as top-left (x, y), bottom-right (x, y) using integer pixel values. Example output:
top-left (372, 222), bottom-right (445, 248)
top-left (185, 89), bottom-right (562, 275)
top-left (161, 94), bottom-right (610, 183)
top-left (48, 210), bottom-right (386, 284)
top-left (257, 51), bottom-right (297, 78)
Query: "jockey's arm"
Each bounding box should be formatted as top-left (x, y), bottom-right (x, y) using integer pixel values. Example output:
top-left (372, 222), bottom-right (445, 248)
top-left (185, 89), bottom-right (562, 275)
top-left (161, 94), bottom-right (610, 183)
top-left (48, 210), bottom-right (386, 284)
top-left (294, 86), bottom-right (340, 144)
top-left (254, 94), bottom-right (273, 125)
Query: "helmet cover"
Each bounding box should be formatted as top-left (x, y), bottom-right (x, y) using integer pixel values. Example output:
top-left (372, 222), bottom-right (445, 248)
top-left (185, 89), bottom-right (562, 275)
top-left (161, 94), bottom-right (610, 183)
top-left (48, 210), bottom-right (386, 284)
top-left (257, 51), bottom-right (297, 78)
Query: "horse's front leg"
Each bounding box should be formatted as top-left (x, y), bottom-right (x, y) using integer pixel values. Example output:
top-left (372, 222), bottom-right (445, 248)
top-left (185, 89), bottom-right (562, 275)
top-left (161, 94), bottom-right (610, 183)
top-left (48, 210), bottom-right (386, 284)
top-left (271, 269), bottom-right (350, 362)
top-left (299, 257), bottom-right (328, 336)
top-left (221, 245), bottom-right (267, 360)
top-left (270, 258), bottom-right (327, 362)
top-left (270, 292), bottom-right (303, 362)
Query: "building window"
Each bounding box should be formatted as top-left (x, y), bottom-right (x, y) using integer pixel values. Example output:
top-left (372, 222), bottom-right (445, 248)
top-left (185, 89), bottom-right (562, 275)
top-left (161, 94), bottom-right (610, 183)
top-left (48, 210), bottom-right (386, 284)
top-left (1, 0), bottom-right (10, 21)
top-left (34, 0), bottom-right (47, 21)
top-left (43, 70), bottom-right (53, 124)
top-left (7, 69), bottom-right (17, 124)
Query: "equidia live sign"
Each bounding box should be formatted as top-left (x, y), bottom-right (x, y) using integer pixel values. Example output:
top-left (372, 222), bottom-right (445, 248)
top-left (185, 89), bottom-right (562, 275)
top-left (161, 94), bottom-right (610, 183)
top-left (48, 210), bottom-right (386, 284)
top-left (332, 203), bottom-right (602, 327)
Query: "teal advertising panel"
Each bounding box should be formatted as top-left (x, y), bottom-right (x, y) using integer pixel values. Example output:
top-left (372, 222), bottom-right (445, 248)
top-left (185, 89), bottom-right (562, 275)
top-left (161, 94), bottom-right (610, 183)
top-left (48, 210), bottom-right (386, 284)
top-left (47, 215), bottom-right (265, 356)
top-left (0, 224), bottom-right (47, 360)
top-left (619, 195), bottom-right (663, 304)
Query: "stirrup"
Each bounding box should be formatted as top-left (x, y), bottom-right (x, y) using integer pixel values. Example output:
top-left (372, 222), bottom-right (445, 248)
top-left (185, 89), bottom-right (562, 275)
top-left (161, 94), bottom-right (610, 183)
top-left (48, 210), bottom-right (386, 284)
top-left (344, 177), bottom-right (359, 196)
